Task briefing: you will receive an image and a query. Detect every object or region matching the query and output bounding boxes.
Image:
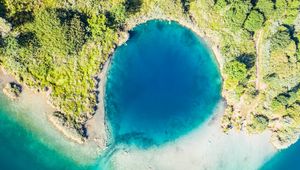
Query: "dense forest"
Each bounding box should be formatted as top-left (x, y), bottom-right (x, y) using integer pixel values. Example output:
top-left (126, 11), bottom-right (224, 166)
top-left (210, 0), bottom-right (300, 148)
top-left (0, 0), bottom-right (299, 147)
top-left (0, 0), bottom-right (127, 126)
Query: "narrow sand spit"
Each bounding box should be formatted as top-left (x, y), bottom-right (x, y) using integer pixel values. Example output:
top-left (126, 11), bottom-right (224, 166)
top-left (108, 101), bottom-right (277, 170)
top-left (0, 16), bottom-right (278, 168)
top-left (85, 60), bottom-right (111, 151)
top-left (0, 16), bottom-right (226, 161)
top-left (0, 68), bottom-right (104, 164)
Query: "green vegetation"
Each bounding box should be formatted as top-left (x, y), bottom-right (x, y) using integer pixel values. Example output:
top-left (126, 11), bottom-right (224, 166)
top-left (270, 30), bottom-right (293, 51)
top-left (247, 114), bottom-right (269, 133)
top-left (244, 10), bottom-right (264, 32)
top-left (0, 0), bottom-right (299, 147)
top-left (255, 0), bottom-right (274, 20)
top-left (125, 0), bottom-right (143, 13)
top-left (223, 60), bottom-right (248, 90)
top-left (0, 0), bottom-right (121, 121)
top-left (208, 0), bottom-right (300, 147)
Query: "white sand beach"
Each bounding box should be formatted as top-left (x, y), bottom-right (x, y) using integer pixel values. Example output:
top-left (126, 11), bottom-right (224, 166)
top-left (0, 14), bottom-right (279, 169)
top-left (0, 68), bottom-right (105, 164)
top-left (107, 101), bottom-right (277, 170)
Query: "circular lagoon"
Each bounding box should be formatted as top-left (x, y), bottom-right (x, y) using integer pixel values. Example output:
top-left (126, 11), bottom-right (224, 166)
top-left (105, 20), bottom-right (221, 148)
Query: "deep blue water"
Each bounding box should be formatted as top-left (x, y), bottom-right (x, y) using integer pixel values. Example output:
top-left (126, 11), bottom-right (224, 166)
top-left (1, 19), bottom-right (298, 170)
top-left (261, 140), bottom-right (300, 170)
top-left (105, 20), bottom-right (222, 148)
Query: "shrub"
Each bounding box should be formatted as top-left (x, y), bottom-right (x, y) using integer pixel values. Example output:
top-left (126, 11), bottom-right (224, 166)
top-left (225, 2), bottom-right (252, 28)
top-left (107, 4), bottom-right (127, 28)
top-left (255, 0), bottom-right (274, 20)
top-left (224, 60), bottom-right (248, 89)
top-left (244, 10), bottom-right (264, 32)
top-left (125, 0), bottom-right (143, 13)
top-left (247, 114), bottom-right (269, 133)
top-left (270, 30), bottom-right (291, 51)
top-left (224, 60), bottom-right (248, 80)
top-left (64, 14), bottom-right (87, 54)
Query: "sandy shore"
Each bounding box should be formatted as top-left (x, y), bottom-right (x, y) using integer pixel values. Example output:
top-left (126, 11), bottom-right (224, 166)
top-left (0, 12), bottom-right (279, 168)
top-left (107, 101), bottom-right (277, 170)
top-left (0, 67), bottom-right (107, 163)
top-left (0, 10), bottom-right (226, 155)
top-left (85, 60), bottom-right (111, 150)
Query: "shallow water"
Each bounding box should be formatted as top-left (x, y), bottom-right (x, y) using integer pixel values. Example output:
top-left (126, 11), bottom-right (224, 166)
top-left (0, 94), bottom-right (95, 170)
top-left (0, 20), bottom-right (298, 170)
top-left (105, 20), bottom-right (222, 148)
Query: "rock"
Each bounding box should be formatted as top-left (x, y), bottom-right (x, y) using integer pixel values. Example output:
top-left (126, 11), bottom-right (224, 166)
top-left (271, 130), bottom-right (299, 149)
top-left (3, 82), bottom-right (23, 100)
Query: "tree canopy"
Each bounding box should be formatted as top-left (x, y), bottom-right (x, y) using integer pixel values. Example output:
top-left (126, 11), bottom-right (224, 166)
top-left (244, 10), bottom-right (264, 32)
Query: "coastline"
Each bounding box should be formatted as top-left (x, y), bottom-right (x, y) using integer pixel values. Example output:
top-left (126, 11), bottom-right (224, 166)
top-left (0, 67), bottom-right (86, 144)
top-left (0, 67), bottom-right (107, 163)
top-left (0, 9), bottom-right (227, 151)
top-left (95, 16), bottom-right (279, 167)
top-left (0, 11), bottom-right (280, 165)
top-left (84, 59), bottom-right (111, 151)
top-left (107, 101), bottom-right (277, 170)
top-left (123, 15), bottom-right (224, 69)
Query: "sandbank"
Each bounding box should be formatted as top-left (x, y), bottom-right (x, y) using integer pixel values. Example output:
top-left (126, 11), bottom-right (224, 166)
top-left (107, 101), bottom-right (277, 170)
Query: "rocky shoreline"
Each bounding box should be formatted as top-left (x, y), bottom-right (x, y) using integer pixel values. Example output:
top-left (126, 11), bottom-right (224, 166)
top-left (0, 9), bottom-right (289, 158)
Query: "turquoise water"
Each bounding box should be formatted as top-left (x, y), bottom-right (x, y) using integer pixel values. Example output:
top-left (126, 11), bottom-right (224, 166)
top-left (105, 20), bottom-right (221, 148)
top-left (3, 19), bottom-right (298, 170)
top-left (0, 94), bottom-right (95, 170)
top-left (261, 140), bottom-right (300, 170)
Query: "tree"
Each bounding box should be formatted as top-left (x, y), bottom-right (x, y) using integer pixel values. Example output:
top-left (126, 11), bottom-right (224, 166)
top-left (16, 32), bottom-right (40, 50)
top-left (214, 0), bottom-right (228, 10)
top-left (88, 14), bottom-right (108, 39)
top-left (225, 1), bottom-right (252, 28)
top-left (275, 0), bottom-right (300, 25)
top-left (65, 14), bottom-right (87, 54)
top-left (87, 13), bottom-right (117, 55)
top-left (125, 0), bottom-right (143, 14)
top-left (270, 30), bottom-right (291, 50)
top-left (247, 114), bottom-right (269, 133)
top-left (224, 60), bottom-right (248, 89)
top-left (181, 0), bottom-right (195, 13)
top-left (244, 10), bottom-right (264, 32)
top-left (255, 0), bottom-right (275, 20)
top-left (224, 60), bottom-right (248, 80)
top-left (237, 53), bottom-right (256, 69)
top-left (107, 4), bottom-right (126, 28)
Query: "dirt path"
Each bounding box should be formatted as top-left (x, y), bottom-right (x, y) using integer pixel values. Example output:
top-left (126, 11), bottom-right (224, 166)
top-left (254, 30), bottom-right (265, 90)
top-left (233, 30), bottom-right (265, 120)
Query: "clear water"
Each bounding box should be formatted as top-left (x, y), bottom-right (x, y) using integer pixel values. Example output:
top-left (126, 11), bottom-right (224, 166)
top-left (261, 140), bottom-right (300, 170)
top-left (0, 94), bottom-right (95, 170)
top-left (2, 20), bottom-right (297, 170)
top-left (105, 20), bottom-right (222, 148)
